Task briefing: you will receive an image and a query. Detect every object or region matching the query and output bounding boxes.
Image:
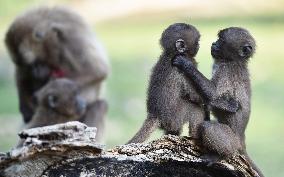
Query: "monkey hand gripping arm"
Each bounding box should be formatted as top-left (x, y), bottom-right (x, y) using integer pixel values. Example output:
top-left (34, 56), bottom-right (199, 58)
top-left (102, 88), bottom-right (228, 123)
top-left (172, 55), bottom-right (239, 113)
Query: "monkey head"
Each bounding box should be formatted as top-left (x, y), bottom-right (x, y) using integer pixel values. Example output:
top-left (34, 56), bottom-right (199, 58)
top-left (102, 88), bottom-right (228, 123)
top-left (160, 23), bottom-right (200, 58)
top-left (6, 21), bottom-right (64, 66)
top-left (35, 78), bottom-right (87, 119)
top-left (211, 27), bottom-right (256, 62)
top-left (5, 7), bottom-right (81, 68)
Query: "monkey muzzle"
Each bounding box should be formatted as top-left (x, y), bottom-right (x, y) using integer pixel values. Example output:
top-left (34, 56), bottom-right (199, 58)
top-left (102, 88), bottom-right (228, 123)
top-left (211, 42), bottom-right (220, 52)
top-left (211, 42), bottom-right (221, 58)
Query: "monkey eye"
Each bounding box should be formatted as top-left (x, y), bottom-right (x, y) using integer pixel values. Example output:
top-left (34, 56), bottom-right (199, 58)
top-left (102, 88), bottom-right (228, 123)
top-left (33, 31), bottom-right (45, 41)
top-left (47, 95), bottom-right (59, 108)
top-left (242, 45), bottom-right (252, 53)
top-left (239, 45), bottom-right (252, 57)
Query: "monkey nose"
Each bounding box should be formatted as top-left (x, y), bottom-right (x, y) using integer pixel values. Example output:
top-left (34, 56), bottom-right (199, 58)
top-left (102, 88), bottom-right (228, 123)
top-left (211, 42), bottom-right (219, 51)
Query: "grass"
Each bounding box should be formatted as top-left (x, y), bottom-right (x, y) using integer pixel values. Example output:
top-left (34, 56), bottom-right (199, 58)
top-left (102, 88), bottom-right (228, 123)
top-left (0, 6), bottom-right (283, 177)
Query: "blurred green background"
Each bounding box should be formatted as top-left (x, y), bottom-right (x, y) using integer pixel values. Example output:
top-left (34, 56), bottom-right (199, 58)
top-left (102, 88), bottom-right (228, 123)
top-left (0, 0), bottom-right (283, 176)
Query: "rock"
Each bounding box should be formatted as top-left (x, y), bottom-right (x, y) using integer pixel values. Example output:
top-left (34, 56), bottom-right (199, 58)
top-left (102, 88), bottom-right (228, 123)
top-left (0, 122), bottom-right (261, 177)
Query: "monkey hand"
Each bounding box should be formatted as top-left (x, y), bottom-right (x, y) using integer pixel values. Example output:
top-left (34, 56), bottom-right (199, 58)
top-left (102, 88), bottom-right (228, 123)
top-left (211, 94), bottom-right (240, 113)
top-left (172, 55), bottom-right (194, 70)
top-left (225, 97), bottom-right (240, 113)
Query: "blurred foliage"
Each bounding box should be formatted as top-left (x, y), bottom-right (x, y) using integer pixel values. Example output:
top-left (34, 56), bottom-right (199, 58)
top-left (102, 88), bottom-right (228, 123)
top-left (0, 1), bottom-right (283, 177)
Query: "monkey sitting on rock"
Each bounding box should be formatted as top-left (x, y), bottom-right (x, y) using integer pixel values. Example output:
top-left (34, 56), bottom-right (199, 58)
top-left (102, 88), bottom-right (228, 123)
top-left (173, 27), bottom-right (263, 177)
top-left (24, 78), bottom-right (87, 129)
top-left (127, 23), bottom-right (208, 144)
top-left (23, 78), bottom-right (106, 142)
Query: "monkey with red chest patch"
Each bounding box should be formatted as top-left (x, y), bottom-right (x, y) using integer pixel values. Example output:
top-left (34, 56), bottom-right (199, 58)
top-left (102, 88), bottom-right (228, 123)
top-left (5, 6), bottom-right (109, 125)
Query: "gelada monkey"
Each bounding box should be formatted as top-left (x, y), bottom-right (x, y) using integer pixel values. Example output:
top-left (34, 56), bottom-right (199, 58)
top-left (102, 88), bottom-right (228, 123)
top-left (5, 6), bottom-right (109, 124)
top-left (24, 79), bottom-right (87, 129)
top-left (127, 23), bottom-right (208, 144)
top-left (173, 27), bottom-right (263, 176)
top-left (21, 79), bottom-right (106, 143)
top-left (18, 78), bottom-right (84, 146)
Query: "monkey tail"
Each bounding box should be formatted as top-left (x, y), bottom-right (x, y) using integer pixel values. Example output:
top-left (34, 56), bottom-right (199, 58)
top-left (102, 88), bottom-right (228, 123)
top-left (242, 150), bottom-right (265, 177)
top-left (127, 116), bottom-right (160, 144)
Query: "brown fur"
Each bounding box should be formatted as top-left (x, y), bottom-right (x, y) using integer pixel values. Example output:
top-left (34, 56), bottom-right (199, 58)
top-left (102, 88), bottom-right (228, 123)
top-left (127, 23), bottom-right (207, 144)
top-left (204, 27), bottom-right (255, 155)
top-left (173, 27), bottom-right (263, 176)
top-left (24, 79), bottom-right (87, 129)
top-left (81, 100), bottom-right (107, 141)
top-left (5, 6), bottom-right (109, 124)
top-left (22, 79), bottom-right (106, 143)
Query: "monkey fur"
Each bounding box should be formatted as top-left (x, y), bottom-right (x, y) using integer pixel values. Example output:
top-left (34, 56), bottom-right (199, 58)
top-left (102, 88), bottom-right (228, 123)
top-left (24, 78), bottom-right (87, 129)
top-left (21, 78), bottom-right (106, 144)
top-left (127, 23), bottom-right (208, 144)
top-left (5, 6), bottom-right (109, 123)
top-left (173, 27), bottom-right (263, 176)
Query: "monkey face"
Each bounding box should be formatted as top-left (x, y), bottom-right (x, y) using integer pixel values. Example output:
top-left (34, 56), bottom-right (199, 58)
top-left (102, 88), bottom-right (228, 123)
top-left (35, 79), bottom-right (87, 119)
top-left (160, 23), bottom-right (200, 58)
top-left (6, 18), bottom-right (63, 68)
top-left (22, 24), bottom-right (63, 65)
top-left (211, 27), bottom-right (256, 62)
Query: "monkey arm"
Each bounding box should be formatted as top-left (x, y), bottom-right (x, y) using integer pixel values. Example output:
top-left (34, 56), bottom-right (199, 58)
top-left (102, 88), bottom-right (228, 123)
top-left (80, 61), bottom-right (109, 87)
top-left (51, 33), bottom-right (110, 88)
top-left (172, 55), bottom-right (216, 102)
top-left (14, 60), bottom-right (51, 123)
top-left (16, 68), bottom-right (35, 123)
top-left (173, 55), bottom-right (239, 113)
top-left (65, 55), bottom-right (109, 89)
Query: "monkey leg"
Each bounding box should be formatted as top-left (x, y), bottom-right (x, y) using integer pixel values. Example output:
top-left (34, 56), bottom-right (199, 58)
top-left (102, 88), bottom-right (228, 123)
top-left (187, 106), bottom-right (206, 139)
top-left (81, 99), bottom-right (108, 142)
top-left (127, 116), bottom-right (160, 144)
top-left (200, 121), bottom-right (242, 157)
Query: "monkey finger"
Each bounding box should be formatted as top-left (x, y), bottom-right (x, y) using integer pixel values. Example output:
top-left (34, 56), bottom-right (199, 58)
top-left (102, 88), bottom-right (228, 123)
top-left (172, 55), bottom-right (185, 66)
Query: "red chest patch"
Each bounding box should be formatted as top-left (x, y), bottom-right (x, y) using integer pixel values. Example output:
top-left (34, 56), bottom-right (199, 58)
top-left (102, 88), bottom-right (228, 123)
top-left (51, 68), bottom-right (66, 78)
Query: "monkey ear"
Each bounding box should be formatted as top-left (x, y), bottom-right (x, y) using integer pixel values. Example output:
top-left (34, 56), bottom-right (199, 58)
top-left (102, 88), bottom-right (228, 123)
top-left (239, 45), bottom-right (253, 57)
top-left (47, 94), bottom-right (59, 109)
top-left (175, 39), bottom-right (187, 54)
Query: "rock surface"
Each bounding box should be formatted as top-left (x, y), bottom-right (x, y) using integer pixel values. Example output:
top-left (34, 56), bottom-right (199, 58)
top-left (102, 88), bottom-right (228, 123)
top-left (0, 121), bottom-right (261, 177)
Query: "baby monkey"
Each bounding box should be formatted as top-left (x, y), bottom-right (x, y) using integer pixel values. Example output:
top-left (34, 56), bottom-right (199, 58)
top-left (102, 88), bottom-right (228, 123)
top-left (24, 78), bottom-right (87, 129)
top-left (19, 78), bottom-right (106, 146)
top-left (127, 23), bottom-right (207, 144)
top-left (173, 27), bottom-right (263, 176)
